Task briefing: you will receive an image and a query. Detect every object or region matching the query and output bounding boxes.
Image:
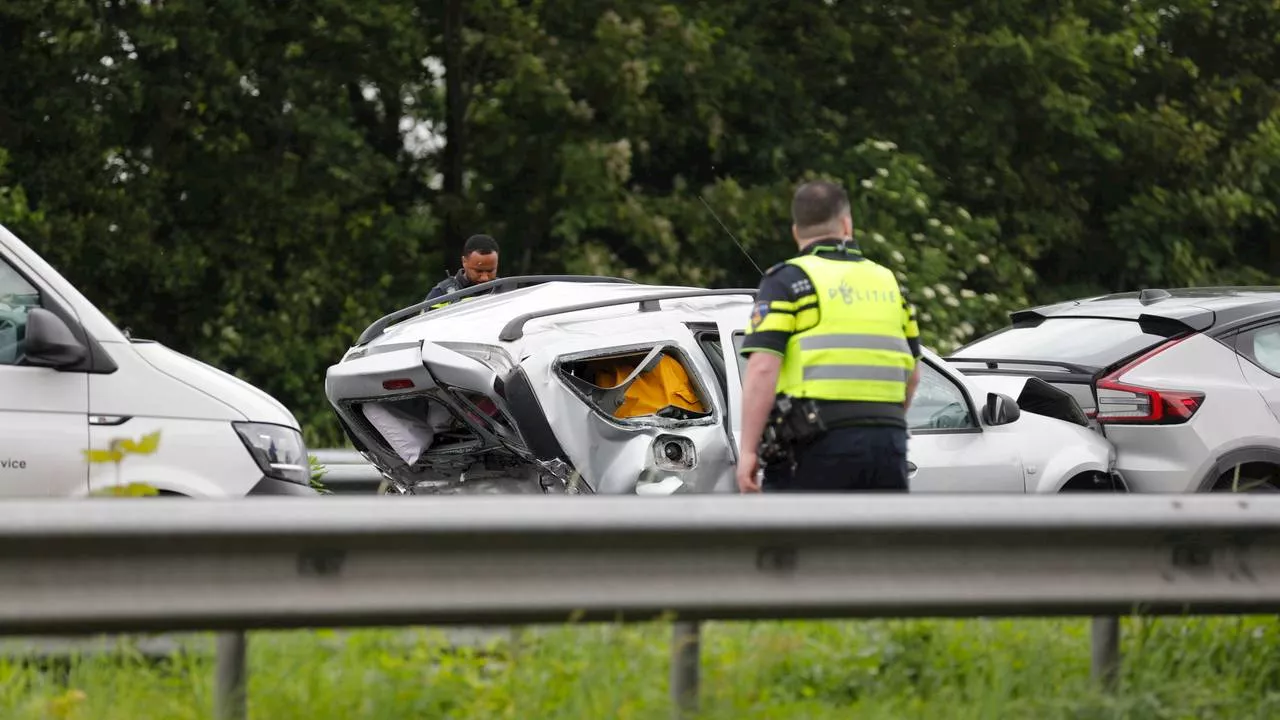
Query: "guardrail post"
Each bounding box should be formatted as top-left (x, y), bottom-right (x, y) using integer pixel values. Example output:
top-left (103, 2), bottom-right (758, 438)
top-left (1090, 616), bottom-right (1120, 691)
top-left (215, 631), bottom-right (248, 720)
top-left (671, 620), bottom-right (701, 719)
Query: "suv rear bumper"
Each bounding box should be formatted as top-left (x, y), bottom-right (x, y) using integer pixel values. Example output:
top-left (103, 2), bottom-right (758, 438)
top-left (1107, 424), bottom-right (1210, 493)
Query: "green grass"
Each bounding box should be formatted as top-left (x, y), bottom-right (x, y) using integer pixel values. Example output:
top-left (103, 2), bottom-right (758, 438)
top-left (1, 616), bottom-right (1279, 719)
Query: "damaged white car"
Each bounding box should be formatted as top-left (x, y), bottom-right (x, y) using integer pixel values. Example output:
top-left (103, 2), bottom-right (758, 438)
top-left (324, 276), bottom-right (1125, 495)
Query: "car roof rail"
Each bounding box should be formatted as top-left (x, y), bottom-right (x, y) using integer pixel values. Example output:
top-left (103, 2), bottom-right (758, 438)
top-left (356, 275), bottom-right (636, 345)
top-left (498, 288), bottom-right (758, 342)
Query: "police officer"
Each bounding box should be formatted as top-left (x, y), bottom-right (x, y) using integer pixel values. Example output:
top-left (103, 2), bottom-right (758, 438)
top-left (424, 234), bottom-right (500, 306)
top-left (735, 180), bottom-right (922, 494)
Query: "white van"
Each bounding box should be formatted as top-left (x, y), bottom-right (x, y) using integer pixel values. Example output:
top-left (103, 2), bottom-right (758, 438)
top-left (0, 222), bottom-right (316, 497)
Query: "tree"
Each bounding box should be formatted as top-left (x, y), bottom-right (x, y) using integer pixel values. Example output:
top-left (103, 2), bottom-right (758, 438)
top-left (6, 0), bottom-right (1280, 449)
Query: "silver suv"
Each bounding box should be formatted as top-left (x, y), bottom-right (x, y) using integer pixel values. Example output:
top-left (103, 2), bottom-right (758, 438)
top-left (948, 287), bottom-right (1280, 493)
top-left (324, 276), bottom-right (1118, 496)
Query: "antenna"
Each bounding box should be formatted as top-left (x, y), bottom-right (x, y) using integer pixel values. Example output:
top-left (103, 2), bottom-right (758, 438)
top-left (698, 194), bottom-right (764, 276)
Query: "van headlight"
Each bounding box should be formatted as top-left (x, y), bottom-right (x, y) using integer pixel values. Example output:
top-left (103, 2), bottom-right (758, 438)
top-left (233, 422), bottom-right (310, 485)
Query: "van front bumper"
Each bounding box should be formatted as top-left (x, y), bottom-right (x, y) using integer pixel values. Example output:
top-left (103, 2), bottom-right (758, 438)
top-left (247, 476), bottom-right (320, 496)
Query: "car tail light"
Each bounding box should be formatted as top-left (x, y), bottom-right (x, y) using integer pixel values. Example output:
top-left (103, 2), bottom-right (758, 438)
top-left (1094, 335), bottom-right (1203, 425)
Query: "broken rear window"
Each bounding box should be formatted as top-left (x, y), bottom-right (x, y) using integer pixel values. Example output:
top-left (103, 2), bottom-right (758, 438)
top-left (357, 385), bottom-right (522, 466)
top-left (359, 395), bottom-right (479, 465)
top-left (557, 345), bottom-right (713, 423)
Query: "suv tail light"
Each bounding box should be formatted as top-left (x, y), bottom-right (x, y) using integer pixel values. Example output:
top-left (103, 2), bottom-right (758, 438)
top-left (1094, 335), bottom-right (1204, 425)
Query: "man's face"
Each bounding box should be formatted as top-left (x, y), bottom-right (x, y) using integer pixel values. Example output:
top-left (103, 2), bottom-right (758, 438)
top-left (461, 251), bottom-right (499, 284)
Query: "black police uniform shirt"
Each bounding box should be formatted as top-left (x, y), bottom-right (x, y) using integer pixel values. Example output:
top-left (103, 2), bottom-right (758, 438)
top-left (424, 269), bottom-right (475, 303)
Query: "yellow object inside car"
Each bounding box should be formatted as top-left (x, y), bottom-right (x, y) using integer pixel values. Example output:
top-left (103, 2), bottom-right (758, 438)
top-left (591, 354), bottom-right (707, 418)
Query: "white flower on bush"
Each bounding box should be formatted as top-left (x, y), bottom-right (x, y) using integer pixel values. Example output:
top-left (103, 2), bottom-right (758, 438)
top-left (922, 287), bottom-right (937, 300)
top-left (917, 163), bottom-right (928, 173)
top-left (876, 167), bottom-right (889, 177)
top-left (1022, 266), bottom-right (1034, 278)
top-left (958, 208), bottom-right (972, 221)
top-left (976, 254), bottom-right (990, 265)
top-left (915, 198), bottom-right (927, 210)
top-left (960, 289), bottom-right (976, 299)
top-left (872, 232), bottom-right (886, 244)
top-left (935, 283), bottom-right (952, 295)
top-left (921, 312), bottom-right (932, 322)
top-left (872, 140), bottom-right (898, 151)
top-left (927, 218), bottom-right (941, 227)
top-left (891, 250), bottom-right (905, 263)
top-left (942, 225), bottom-right (955, 236)
top-left (945, 296), bottom-right (961, 307)
top-left (959, 321), bottom-right (975, 336)
top-left (983, 293), bottom-right (999, 302)
top-left (911, 232), bottom-right (924, 241)
top-left (861, 179), bottom-right (874, 189)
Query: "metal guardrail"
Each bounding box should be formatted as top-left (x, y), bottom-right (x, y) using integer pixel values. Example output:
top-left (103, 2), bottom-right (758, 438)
top-left (311, 448), bottom-right (384, 494)
top-left (2, 494), bottom-right (1279, 719)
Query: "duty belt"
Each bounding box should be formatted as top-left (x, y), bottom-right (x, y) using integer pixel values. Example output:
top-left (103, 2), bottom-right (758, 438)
top-left (759, 396), bottom-right (907, 469)
top-left (812, 400), bottom-right (907, 428)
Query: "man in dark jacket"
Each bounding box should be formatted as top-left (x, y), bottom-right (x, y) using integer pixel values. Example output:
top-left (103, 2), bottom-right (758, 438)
top-left (425, 234), bottom-right (500, 305)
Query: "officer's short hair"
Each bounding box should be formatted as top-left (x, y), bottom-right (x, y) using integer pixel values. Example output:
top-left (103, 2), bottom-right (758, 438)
top-left (791, 181), bottom-right (851, 230)
top-left (463, 234), bottom-right (499, 256)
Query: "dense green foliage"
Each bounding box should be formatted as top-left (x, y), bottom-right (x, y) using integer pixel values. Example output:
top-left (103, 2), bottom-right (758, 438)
top-left (4, 1), bottom-right (1280, 444)
top-left (2, 617), bottom-right (1279, 718)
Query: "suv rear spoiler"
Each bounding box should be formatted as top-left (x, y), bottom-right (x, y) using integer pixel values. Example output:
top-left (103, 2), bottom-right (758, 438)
top-left (1135, 311), bottom-right (1215, 335)
top-left (357, 275), bottom-right (637, 345)
top-left (1006, 305), bottom-right (1215, 334)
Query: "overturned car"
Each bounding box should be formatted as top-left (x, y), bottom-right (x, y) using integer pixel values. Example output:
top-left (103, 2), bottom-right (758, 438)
top-left (324, 276), bottom-right (1124, 495)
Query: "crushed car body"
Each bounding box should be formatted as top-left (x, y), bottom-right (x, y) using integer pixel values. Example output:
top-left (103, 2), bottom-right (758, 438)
top-left (324, 276), bottom-right (1124, 495)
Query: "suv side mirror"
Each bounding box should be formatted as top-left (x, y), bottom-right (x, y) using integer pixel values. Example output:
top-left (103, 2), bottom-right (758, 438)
top-left (24, 308), bottom-right (88, 368)
top-left (983, 391), bottom-right (1021, 426)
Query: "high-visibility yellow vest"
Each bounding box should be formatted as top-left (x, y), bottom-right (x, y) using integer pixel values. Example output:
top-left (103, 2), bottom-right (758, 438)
top-left (775, 254), bottom-right (915, 403)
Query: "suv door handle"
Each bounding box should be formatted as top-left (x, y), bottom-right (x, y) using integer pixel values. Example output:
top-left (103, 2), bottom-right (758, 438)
top-left (907, 461), bottom-right (918, 477)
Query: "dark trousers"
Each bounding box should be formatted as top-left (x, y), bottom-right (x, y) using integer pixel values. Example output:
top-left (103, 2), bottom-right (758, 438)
top-left (762, 425), bottom-right (909, 493)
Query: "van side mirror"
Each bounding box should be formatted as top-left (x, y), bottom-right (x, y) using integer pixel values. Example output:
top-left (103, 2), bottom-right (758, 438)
top-left (24, 308), bottom-right (87, 369)
top-left (983, 391), bottom-right (1021, 426)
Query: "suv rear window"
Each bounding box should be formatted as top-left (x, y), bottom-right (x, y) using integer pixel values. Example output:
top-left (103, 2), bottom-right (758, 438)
top-left (952, 317), bottom-right (1172, 369)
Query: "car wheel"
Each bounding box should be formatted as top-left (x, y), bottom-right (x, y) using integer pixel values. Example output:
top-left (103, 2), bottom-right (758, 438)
top-left (1211, 464), bottom-right (1280, 493)
top-left (1058, 471), bottom-right (1125, 492)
